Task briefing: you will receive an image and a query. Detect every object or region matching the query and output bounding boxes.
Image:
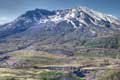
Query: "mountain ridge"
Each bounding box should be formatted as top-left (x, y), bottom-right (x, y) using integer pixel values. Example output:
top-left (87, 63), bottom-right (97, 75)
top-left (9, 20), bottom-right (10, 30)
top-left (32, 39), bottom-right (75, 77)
top-left (0, 6), bottom-right (120, 57)
top-left (0, 6), bottom-right (120, 68)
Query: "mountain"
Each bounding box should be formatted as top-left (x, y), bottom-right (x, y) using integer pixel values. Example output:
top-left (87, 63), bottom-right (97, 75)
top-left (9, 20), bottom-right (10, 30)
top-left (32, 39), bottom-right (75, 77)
top-left (0, 9), bottom-right (55, 38)
top-left (0, 7), bottom-right (120, 68)
top-left (1, 7), bottom-right (120, 37)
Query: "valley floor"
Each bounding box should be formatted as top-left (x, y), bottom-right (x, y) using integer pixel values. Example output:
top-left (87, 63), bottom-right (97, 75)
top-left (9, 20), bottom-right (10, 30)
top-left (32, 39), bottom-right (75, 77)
top-left (0, 63), bottom-right (120, 80)
top-left (0, 50), bottom-right (120, 80)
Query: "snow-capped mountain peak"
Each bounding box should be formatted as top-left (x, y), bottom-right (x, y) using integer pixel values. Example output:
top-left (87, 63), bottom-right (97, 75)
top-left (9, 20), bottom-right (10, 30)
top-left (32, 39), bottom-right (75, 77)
top-left (39, 7), bottom-right (120, 26)
top-left (0, 6), bottom-right (120, 39)
top-left (79, 7), bottom-right (120, 24)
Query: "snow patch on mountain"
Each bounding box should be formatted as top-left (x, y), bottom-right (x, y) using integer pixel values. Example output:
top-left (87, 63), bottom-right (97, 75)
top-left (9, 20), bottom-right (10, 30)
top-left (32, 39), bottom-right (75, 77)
top-left (39, 6), bottom-right (120, 30)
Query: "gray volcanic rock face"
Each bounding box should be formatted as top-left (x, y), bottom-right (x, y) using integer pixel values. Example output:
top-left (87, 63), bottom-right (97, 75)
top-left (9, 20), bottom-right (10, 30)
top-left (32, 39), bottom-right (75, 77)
top-left (0, 9), bottom-right (55, 38)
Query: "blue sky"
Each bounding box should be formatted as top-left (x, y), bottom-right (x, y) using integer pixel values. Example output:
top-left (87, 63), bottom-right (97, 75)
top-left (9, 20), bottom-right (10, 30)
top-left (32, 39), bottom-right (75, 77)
top-left (0, 0), bottom-right (119, 24)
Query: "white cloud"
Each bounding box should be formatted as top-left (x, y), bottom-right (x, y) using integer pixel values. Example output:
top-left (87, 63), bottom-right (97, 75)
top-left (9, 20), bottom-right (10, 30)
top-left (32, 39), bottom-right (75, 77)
top-left (0, 17), bottom-right (12, 25)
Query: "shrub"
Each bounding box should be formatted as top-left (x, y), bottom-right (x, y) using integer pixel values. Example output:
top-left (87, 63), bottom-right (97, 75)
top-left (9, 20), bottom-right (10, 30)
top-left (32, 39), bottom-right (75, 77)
top-left (37, 71), bottom-right (64, 80)
top-left (99, 70), bottom-right (120, 80)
